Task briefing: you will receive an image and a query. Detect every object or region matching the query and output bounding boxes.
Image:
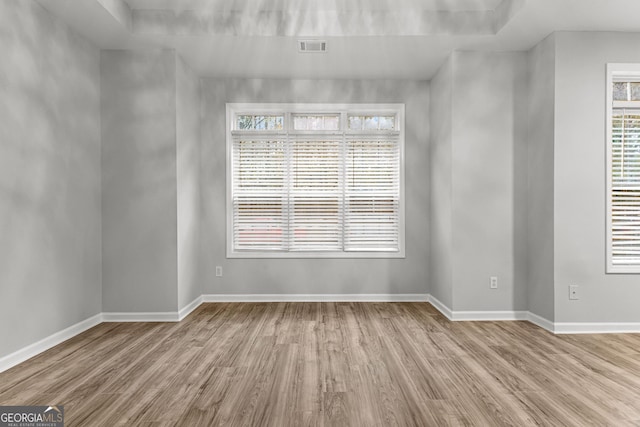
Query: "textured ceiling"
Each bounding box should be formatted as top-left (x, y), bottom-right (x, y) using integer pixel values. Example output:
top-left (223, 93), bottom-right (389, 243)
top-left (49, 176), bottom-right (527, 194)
top-left (124, 0), bottom-right (505, 12)
top-left (36, 0), bottom-right (640, 80)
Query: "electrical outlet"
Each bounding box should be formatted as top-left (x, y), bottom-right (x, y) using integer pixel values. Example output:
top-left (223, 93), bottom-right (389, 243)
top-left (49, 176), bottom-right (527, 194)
top-left (569, 285), bottom-right (579, 300)
top-left (216, 266), bottom-right (223, 277)
top-left (490, 276), bottom-right (498, 289)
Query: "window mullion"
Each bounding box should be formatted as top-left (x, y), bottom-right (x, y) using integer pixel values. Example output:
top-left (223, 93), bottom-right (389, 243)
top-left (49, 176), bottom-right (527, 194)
top-left (621, 109), bottom-right (626, 177)
top-left (284, 113), bottom-right (292, 252)
top-left (340, 131), bottom-right (347, 252)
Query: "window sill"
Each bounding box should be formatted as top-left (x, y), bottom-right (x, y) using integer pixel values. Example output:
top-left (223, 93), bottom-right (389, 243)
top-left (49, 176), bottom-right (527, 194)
top-left (227, 251), bottom-right (406, 259)
top-left (606, 264), bottom-right (640, 274)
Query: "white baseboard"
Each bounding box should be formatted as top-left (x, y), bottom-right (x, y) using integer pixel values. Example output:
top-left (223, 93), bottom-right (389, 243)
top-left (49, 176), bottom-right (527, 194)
top-left (427, 295), bottom-right (453, 320)
top-left (429, 297), bottom-right (528, 323)
top-left (452, 310), bottom-right (529, 321)
top-left (426, 299), bottom-right (640, 335)
top-left (202, 293), bottom-right (429, 303)
top-left (0, 313), bottom-right (103, 374)
top-left (428, 296), bottom-right (528, 322)
top-left (178, 296), bottom-right (203, 321)
top-left (103, 296), bottom-right (204, 322)
top-left (3, 295), bottom-right (639, 374)
top-left (526, 311), bottom-right (555, 333)
top-left (102, 312), bottom-right (179, 322)
top-left (427, 297), bottom-right (554, 332)
top-left (554, 322), bottom-right (640, 334)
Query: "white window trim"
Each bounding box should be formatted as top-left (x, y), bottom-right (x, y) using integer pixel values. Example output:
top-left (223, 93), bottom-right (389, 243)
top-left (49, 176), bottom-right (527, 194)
top-left (226, 103), bottom-right (406, 259)
top-left (606, 63), bottom-right (640, 273)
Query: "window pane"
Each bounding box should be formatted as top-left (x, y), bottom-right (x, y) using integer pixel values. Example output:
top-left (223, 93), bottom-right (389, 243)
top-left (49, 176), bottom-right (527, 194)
top-left (292, 140), bottom-right (340, 189)
top-left (612, 112), bottom-right (640, 185)
top-left (379, 116), bottom-right (395, 130)
top-left (631, 83), bottom-right (640, 101)
top-left (349, 116), bottom-right (363, 130)
top-left (364, 116), bottom-right (379, 130)
top-left (324, 116), bottom-right (339, 130)
top-left (234, 197), bottom-right (285, 251)
top-left (236, 115), bottom-right (283, 130)
top-left (290, 139), bottom-right (342, 251)
top-left (266, 116), bottom-right (284, 130)
top-left (614, 82), bottom-right (628, 101)
top-left (345, 138), bottom-right (400, 251)
top-left (254, 116), bottom-right (267, 130)
top-left (309, 116), bottom-right (323, 130)
top-left (294, 116), bottom-right (308, 130)
top-left (237, 115), bottom-right (253, 129)
top-left (235, 140), bottom-right (285, 188)
top-left (293, 115), bottom-right (340, 131)
top-left (349, 115), bottom-right (395, 131)
top-left (233, 139), bottom-right (287, 251)
top-left (290, 197), bottom-right (341, 251)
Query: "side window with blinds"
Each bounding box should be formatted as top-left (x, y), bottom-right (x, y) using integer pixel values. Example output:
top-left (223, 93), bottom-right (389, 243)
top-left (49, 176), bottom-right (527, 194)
top-left (607, 65), bottom-right (640, 272)
top-left (227, 104), bottom-right (405, 258)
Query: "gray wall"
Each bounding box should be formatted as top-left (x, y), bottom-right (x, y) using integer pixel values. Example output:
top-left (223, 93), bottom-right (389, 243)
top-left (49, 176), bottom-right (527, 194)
top-left (553, 32), bottom-right (640, 323)
top-left (4, 1), bottom-right (636, 361)
top-left (429, 51), bottom-right (528, 312)
top-left (200, 78), bottom-right (430, 295)
top-left (176, 55), bottom-right (202, 310)
top-left (526, 34), bottom-right (556, 322)
top-left (0, 1), bottom-right (101, 357)
top-left (429, 57), bottom-right (454, 308)
top-left (451, 51), bottom-right (528, 312)
top-left (101, 49), bottom-right (179, 312)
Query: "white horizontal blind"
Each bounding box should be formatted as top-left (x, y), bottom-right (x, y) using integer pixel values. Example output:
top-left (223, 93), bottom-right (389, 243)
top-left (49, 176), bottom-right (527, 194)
top-left (611, 108), bottom-right (640, 266)
top-left (290, 136), bottom-right (342, 251)
top-left (232, 136), bottom-right (287, 251)
top-left (228, 105), bottom-right (403, 257)
top-left (345, 136), bottom-right (400, 251)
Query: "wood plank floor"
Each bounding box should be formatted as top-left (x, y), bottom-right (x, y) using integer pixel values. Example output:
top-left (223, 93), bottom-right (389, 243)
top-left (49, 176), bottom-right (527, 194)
top-left (2, 303), bottom-right (640, 426)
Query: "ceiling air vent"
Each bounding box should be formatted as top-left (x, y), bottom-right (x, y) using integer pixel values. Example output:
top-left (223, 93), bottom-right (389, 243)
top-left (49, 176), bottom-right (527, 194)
top-left (298, 40), bottom-right (327, 53)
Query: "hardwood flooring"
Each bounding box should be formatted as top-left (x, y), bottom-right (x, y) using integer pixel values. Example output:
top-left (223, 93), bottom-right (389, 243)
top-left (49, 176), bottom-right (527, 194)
top-left (2, 302), bottom-right (640, 426)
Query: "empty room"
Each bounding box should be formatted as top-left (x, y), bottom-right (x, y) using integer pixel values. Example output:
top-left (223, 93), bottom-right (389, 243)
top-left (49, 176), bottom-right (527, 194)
top-left (2, 0), bottom-right (640, 425)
